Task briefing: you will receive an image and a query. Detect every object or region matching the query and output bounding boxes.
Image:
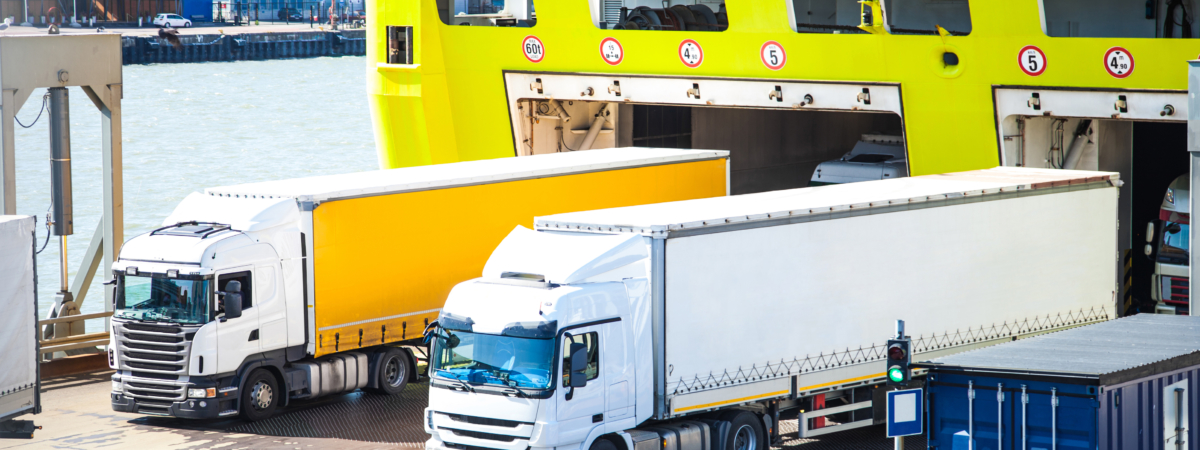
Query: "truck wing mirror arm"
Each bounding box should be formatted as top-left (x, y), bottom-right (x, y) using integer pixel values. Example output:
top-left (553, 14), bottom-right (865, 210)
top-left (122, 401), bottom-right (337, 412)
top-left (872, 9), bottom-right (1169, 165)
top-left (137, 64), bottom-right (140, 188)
top-left (422, 321), bottom-right (440, 344)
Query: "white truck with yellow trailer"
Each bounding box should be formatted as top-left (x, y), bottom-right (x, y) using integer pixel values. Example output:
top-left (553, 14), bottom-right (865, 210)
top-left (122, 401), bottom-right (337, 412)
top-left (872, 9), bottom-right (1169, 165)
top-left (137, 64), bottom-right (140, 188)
top-left (107, 148), bottom-right (728, 420)
top-left (423, 167), bottom-right (1120, 450)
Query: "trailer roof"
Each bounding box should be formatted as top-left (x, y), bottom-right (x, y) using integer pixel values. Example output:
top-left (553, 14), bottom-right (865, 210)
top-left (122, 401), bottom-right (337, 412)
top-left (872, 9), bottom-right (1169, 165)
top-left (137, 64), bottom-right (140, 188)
top-left (204, 148), bottom-right (728, 203)
top-left (535, 167), bottom-right (1118, 237)
top-left (922, 315), bottom-right (1200, 382)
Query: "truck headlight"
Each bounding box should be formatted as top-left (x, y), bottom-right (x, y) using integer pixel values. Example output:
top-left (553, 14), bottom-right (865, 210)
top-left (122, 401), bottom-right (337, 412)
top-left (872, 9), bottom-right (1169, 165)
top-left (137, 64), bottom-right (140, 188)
top-left (188, 388), bottom-right (216, 398)
top-left (112, 381), bottom-right (121, 392)
top-left (1167, 188), bottom-right (1175, 205)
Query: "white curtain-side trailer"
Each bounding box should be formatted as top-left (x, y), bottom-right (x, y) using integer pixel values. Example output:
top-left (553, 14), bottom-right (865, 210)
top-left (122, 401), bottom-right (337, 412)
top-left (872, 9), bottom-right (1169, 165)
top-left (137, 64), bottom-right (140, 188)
top-left (424, 167), bottom-right (1119, 450)
top-left (0, 216), bottom-right (40, 438)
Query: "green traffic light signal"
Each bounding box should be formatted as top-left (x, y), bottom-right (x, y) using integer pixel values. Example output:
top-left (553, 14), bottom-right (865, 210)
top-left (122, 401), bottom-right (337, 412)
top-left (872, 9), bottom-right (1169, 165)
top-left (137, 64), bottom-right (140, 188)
top-left (887, 365), bottom-right (906, 383)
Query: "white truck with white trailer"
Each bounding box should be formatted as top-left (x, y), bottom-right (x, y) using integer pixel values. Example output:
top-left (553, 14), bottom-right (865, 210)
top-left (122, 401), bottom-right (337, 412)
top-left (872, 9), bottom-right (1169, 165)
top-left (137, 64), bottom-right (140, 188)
top-left (423, 167), bottom-right (1120, 450)
top-left (0, 216), bottom-right (41, 439)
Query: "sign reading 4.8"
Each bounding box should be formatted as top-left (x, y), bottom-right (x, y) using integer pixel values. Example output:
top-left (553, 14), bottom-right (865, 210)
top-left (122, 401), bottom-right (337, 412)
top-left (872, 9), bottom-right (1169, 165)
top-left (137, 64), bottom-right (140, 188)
top-left (522, 36), bottom-right (545, 63)
top-left (1104, 47), bottom-right (1134, 78)
top-left (679, 39), bottom-right (703, 68)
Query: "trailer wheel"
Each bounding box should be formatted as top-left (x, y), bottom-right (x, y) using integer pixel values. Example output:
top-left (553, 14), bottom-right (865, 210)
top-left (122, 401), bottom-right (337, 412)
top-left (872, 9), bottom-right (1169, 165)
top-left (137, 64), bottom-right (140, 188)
top-left (240, 369), bottom-right (280, 421)
top-left (370, 347), bottom-right (409, 395)
top-left (588, 437), bottom-right (619, 450)
top-left (724, 411), bottom-right (764, 450)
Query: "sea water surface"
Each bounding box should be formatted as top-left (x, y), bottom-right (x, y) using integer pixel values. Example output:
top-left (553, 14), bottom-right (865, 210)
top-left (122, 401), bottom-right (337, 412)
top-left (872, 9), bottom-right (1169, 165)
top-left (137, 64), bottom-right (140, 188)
top-left (12, 56), bottom-right (377, 329)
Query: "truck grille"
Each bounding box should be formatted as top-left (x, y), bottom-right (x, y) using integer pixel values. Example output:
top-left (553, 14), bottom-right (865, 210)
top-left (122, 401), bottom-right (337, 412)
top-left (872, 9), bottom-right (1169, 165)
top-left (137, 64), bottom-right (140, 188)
top-left (113, 320), bottom-right (195, 376)
top-left (132, 397), bottom-right (175, 415)
top-left (119, 375), bottom-right (188, 405)
top-left (441, 428), bottom-right (518, 442)
top-left (445, 442), bottom-right (509, 450)
top-left (123, 323), bottom-right (182, 334)
top-left (444, 413), bottom-right (526, 428)
top-left (1162, 276), bottom-right (1189, 311)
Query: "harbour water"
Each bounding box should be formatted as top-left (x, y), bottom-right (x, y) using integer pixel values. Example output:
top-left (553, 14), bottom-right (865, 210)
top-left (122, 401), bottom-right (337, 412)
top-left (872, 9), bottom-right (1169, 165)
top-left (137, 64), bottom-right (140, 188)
top-left (12, 56), bottom-right (377, 330)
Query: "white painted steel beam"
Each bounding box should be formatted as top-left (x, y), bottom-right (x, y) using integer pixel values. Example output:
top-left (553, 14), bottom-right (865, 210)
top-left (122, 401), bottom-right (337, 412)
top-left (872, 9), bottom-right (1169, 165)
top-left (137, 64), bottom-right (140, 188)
top-left (1188, 60), bottom-right (1200, 317)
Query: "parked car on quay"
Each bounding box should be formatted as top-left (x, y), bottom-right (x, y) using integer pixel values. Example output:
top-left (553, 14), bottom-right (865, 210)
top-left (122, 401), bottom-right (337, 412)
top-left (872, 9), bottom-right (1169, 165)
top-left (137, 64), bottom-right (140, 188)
top-left (153, 13), bottom-right (192, 27)
top-left (277, 8), bottom-right (303, 21)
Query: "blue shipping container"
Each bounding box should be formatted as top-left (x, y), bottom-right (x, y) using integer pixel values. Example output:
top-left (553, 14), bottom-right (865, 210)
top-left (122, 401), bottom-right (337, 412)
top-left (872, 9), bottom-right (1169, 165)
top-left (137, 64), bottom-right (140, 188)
top-left (182, 0), bottom-right (213, 22)
top-left (919, 315), bottom-right (1200, 450)
top-left (926, 371), bottom-right (1100, 450)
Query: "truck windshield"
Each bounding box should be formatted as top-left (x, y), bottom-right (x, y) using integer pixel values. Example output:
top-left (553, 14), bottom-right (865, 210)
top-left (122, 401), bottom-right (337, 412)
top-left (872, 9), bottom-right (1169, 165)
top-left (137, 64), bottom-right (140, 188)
top-left (431, 330), bottom-right (554, 389)
top-left (114, 273), bottom-right (212, 324)
top-left (1159, 221), bottom-right (1190, 265)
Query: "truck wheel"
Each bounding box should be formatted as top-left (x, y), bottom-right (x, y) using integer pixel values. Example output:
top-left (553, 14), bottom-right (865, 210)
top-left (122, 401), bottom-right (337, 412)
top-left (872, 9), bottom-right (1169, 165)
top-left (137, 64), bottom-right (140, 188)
top-left (371, 347), bottom-right (409, 395)
top-left (589, 437), bottom-right (619, 450)
top-left (724, 411), bottom-right (764, 450)
top-left (240, 369), bottom-right (279, 421)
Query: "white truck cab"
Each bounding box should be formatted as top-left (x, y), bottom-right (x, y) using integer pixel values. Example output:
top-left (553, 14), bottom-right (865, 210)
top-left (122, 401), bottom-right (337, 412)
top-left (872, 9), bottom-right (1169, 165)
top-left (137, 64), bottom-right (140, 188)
top-left (109, 194), bottom-right (306, 419)
top-left (425, 229), bottom-right (652, 450)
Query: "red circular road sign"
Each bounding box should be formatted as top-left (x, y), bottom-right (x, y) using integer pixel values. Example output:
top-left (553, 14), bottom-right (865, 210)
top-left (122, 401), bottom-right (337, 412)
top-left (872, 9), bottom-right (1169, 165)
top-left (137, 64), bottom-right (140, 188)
top-left (522, 35), bottom-right (545, 63)
top-left (760, 41), bottom-right (786, 71)
top-left (1103, 47), bottom-right (1134, 78)
top-left (1018, 45), bottom-right (1046, 76)
top-left (678, 39), bottom-right (703, 68)
top-left (600, 37), bottom-right (623, 66)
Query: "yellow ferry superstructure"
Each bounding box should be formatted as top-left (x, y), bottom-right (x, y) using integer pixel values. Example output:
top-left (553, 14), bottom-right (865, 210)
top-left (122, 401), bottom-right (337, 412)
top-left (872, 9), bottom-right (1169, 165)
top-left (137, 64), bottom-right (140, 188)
top-left (366, 0), bottom-right (1198, 314)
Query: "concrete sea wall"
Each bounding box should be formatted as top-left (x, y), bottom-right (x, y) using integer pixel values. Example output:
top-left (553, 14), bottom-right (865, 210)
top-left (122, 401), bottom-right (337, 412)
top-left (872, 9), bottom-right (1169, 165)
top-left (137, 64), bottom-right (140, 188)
top-left (121, 29), bottom-right (365, 64)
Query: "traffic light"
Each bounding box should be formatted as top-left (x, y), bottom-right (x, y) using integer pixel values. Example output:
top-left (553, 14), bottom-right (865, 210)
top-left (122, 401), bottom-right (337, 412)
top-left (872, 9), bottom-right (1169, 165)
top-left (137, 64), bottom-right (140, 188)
top-left (886, 338), bottom-right (911, 387)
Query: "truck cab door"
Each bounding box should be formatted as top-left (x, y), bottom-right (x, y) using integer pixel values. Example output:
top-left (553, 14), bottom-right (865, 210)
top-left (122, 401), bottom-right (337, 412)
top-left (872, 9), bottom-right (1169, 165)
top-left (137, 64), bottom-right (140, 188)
top-left (215, 268), bottom-right (260, 374)
top-left (603, 320), bottom-right (632, 427)
top-left (255, 263), bottom-right (287, 351)
top-left (557, 326), bottom-right (605, 443)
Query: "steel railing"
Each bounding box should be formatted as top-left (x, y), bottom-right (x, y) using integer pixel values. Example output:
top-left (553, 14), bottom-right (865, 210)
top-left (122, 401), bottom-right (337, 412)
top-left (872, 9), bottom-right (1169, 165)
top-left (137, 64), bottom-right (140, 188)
top-left (39, 311), bottom-right (112, 356)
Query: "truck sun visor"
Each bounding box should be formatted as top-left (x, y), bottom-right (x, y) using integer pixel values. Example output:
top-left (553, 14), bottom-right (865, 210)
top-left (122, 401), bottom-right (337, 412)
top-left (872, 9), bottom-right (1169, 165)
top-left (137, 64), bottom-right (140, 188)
top-left (501, 320), bottom-right (558, 339)
top-left (439, 313), bottom-right (475, 332)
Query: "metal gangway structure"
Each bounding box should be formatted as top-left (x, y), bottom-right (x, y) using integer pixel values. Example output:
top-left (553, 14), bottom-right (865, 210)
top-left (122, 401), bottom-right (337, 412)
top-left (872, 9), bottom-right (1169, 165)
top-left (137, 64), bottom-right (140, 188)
top-left (0, 32), bottom-right (123, 361)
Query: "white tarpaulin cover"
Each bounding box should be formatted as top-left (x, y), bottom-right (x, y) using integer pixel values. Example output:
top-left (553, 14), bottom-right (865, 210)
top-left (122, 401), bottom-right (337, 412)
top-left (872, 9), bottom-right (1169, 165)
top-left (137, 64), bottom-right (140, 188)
top-left (0, 215), bottom-right (37, 396)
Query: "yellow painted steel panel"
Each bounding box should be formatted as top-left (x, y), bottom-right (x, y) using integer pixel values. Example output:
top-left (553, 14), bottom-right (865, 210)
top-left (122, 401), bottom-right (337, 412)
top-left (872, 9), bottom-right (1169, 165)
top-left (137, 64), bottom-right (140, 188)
top-left (311, 158), bottom-right (725, 356)
top-left (367, 1), bottom-right (1200, 176)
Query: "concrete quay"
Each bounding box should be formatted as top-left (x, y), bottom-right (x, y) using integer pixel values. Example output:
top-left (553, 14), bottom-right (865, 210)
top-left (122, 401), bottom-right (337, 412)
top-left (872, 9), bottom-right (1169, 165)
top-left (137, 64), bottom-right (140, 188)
top-left (19, 23), bottom-right (366, 64)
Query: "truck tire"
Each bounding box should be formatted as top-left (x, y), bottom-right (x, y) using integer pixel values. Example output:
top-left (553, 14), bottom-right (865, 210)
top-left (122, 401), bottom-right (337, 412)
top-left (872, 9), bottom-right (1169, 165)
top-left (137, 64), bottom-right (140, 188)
top-left (722, 411), bottom-right (764, 450)
top-left (240, 369), bottom-right (280, 421)
top-left (370, 347), bottom-right (409, 395)
top-left (589, 437), bottom-right (619, 450)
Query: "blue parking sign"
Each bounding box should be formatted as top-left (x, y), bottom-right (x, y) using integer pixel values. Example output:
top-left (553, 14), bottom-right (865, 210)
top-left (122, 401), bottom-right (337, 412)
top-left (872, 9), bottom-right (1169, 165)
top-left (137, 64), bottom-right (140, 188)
top-left (887, 388), bottom-right (923, 437)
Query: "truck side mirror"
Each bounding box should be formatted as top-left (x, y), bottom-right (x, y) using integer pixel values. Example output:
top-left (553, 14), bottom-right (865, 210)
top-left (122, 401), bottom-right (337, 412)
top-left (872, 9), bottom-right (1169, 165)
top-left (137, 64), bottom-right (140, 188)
top-left (569, 343), bottom-right (588, 388)
top-left (221, 280), bottom-right (243, 320)
top-left (1146, 244), bottom-right (1154, 257)
top-left (1147, 221), bottom-right (1156, 243)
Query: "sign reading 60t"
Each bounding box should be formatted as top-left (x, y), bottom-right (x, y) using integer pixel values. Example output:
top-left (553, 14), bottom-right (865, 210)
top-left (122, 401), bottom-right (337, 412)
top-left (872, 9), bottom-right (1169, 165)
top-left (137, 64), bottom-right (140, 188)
top-left (522, 36), bottom-right (545, 63)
